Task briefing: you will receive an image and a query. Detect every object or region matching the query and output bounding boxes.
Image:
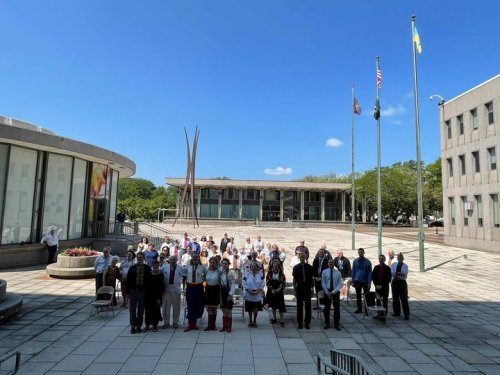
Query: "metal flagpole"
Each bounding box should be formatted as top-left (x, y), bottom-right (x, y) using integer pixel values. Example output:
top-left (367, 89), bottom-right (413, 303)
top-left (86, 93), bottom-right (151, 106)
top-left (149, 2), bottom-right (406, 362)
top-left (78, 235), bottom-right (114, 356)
top-left (412, 15), bottom-right (425, 271)
top-left (351, 83), bottom-right (356, 251)
top-left (375, 57), bottom-right (382, 256)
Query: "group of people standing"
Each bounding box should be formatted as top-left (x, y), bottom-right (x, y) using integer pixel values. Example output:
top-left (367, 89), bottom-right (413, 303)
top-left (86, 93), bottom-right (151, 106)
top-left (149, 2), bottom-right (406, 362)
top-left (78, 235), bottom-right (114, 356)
top-left (291, 243), bottom-right (410, 332)
top-left (93, 233), bottom-right (410, 334)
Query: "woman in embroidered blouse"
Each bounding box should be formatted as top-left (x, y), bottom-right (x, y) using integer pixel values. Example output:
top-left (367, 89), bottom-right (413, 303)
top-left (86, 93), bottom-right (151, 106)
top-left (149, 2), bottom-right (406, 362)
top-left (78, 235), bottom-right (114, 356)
top-left (119, 250), bottom-right (136, 308)
top-left (200, 249), bottom-right (209, 267)
top-left (204, 257), bottom-right (221, 331)
top-left (243, 261), bottom-right (265, 328)
top-left (104, 257), bottom-right (121, 306)
top-left (219, 258), bottom-right (236, 332)
top-left (266, 259), bottom-right (286, 327)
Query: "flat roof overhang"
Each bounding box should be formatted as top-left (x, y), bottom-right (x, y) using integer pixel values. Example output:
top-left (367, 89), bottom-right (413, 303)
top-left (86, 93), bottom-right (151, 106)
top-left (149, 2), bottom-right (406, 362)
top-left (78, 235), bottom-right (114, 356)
top-left (166, 178), bottom-right (351, 191)
top-left (0, 124), bottom-right (135, 177)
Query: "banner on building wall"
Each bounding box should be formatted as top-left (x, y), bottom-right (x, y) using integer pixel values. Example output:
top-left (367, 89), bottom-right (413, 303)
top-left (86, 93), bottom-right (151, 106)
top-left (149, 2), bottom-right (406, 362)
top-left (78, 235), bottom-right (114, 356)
top-left (90, 163), bottom-right (109, 199)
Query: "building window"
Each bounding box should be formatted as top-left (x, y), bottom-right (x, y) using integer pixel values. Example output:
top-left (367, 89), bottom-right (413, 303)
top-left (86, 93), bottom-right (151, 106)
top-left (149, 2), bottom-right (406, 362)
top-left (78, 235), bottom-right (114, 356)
top-left (486, 102), bottom-right (494, 125)
top-left (488, 147), bottom-right (497, 170)
top-left (242, 189), bottom-right (260, 200)
top-left (475, 195), bottom-right (483, 227)
top-left (264, 189), bottom-right (280, 201)
top-left (447, 158), bottom-right (453, 177)
top-left (457, 115), bottom-right (464, 135)
top-left (472, 151), bottom-right (480, 173)
top-left (304, 191), bottom-right (321, 202)
top-left (445, 120), bottom-right (451, 139)
top-left (449, 197), bottom-right (456, 225)
top-left (470, 108), bottom-right (478, 130)
top-left (461, 196), bottom-right (468, 226)
top-left (491, 194), bottom-right (500, 228)
top-left (459, 154), bottom-right (466, 175)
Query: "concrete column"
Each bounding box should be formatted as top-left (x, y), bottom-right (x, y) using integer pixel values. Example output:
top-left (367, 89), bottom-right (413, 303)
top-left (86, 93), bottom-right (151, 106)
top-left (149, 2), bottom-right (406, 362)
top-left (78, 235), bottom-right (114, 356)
top-left (197, 189), bottom-right (201, 218)
top-left (280, 190), bottom-right (284, 222)
top-left (300, 191), bottom-right (305, 221)
top-left (259, 189), bottom-right (264, 221)
top-left (341, 191), bottom-right (346, 222)
top-left (239, 189), bottom-right (243, 219)
top-left (218, 190), bottom-right (222, 219)
top-left (321, 192), bottom-right (325, 221)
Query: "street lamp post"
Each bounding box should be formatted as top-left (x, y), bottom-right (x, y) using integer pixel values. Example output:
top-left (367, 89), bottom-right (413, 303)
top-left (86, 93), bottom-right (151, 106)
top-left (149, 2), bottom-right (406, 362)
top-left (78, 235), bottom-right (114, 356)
top-left (430, 94), bottom-right (445, 239)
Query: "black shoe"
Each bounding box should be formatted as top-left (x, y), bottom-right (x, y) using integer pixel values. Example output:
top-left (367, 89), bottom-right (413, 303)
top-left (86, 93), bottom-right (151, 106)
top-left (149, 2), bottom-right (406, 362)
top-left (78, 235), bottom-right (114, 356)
top-left (298, 324), bottom-right (303, 329)
top-left (280, 322), bottom-right (285, 327)
top-left (392, 313), bottom-right (400, 317)
top-left (136, 328), bottom-right (142, 333)
top-left (335, 326), bottom-right (341, 331)
top-left (313, 307), bottom-right (319, 310)
top-left (354, 309), bottom-right (362, 314)
top-left (324, 325), bottom-right (330, 330)
top-left (270, 319), bottom-right (277, 324)
top-left (130, 327), bottom-right (136, 334)
top-left (305, 325), bottom-right (310, 329)
top-left (404, 316), bottom-right (409, 321)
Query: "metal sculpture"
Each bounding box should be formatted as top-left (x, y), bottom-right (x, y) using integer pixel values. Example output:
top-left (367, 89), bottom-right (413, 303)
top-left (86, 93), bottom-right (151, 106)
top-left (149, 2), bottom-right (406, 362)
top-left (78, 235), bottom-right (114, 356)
top-left (173, 127), bottom-right (200, 228)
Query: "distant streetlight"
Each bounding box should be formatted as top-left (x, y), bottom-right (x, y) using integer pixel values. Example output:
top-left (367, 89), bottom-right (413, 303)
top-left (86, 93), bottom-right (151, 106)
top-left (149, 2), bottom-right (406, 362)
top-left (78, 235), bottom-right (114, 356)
top-left (429, 94), bottom-right (445, 238)
top-left (429, 94), bottom-right (445, 106)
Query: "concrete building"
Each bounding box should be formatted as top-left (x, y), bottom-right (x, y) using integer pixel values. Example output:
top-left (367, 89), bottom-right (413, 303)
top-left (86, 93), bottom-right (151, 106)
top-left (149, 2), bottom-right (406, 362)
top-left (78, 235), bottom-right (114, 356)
top-left (440, 74), bottom-right (500, 252)
top-left (0, 116), bottom-right (135, 265)
top-left (166, 178), bottom-right (351, 222)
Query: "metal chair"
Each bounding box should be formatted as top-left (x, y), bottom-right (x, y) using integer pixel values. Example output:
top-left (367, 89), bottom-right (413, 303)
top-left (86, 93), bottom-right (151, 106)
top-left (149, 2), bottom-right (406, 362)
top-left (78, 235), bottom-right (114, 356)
top-left (316, 290), bottom-right (327, 324)
top-left (89, 286), bottom-right (115, 318)
top-left (363, 291), bottom-right (388, 324)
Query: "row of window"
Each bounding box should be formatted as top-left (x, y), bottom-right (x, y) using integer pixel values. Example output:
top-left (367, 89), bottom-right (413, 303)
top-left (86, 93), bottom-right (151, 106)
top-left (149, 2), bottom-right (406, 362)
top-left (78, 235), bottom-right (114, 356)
top-left (445, 101), bottom-right (494, 139)
top-left (199, 188), bottom-right (343, 202)
top-left (446, 147), bottom-right (496, 177)
top-left (448, 194), bottom-right (500, 228)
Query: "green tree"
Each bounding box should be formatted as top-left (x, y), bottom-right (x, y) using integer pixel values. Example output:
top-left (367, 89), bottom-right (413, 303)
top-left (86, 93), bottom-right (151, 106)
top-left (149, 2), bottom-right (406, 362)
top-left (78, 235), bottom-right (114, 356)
top-left (117, 178), bottom-right (156, 200)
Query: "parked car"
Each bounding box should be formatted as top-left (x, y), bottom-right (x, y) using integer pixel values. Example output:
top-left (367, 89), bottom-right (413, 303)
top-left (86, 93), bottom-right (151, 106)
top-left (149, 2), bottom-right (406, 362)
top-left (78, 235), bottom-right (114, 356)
top-left (382, 218), bottom-right (395, 226)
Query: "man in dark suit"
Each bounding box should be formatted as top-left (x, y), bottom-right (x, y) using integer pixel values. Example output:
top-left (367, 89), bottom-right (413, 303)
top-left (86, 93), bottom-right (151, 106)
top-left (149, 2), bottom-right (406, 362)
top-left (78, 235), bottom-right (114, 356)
top-left (312, 246), bottom-right (330, 305)
top-left (293, 252), bottom-right (314, 329)
top-left (220, 233), bottom-right (230, 254)
top-left (372, 254), bottom-right (392, 320)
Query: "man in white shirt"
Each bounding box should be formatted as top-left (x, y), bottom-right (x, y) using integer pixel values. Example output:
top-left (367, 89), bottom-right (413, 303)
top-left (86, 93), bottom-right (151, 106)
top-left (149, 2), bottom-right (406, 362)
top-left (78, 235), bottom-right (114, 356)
top-left (161, 255), bottom-right (183, 328)
top-left (253, 235), bottom-right (265, 253)
top-left (94, 246), bottom-right (113, 295)
top-left (41, 227), bottom-right (59, 264)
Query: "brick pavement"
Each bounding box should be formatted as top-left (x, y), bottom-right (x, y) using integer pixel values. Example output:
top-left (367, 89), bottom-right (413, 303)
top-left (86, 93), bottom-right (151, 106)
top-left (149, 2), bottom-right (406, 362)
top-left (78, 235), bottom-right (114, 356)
top-left (1, 224), bottom-right (500, 374)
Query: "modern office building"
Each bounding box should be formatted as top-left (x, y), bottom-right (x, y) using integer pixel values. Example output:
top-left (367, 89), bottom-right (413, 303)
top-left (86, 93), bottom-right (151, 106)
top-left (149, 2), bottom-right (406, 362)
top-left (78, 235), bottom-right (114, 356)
top-left (166, 178), bottom-right (351, 222)
top-left (0, 116), bottom-right (135, 264)
top-left (440, 74), bottom-right (500, 252)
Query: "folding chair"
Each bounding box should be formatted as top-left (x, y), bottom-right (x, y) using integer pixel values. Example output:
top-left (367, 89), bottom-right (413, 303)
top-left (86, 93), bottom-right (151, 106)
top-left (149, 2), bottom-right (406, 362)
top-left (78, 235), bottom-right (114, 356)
top-left (232, 287), bottom-right (246, 321)
top-left (363, 291), bottom-right (388, 324)
top-left (89, 286), bottom-right (115, 318)
top-left (316, 290), bottom-right (327, 324)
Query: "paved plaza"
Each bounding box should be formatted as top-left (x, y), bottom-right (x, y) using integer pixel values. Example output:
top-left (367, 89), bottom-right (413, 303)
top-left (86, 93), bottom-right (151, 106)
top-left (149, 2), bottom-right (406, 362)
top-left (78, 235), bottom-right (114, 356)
top-left (1, 224), bottom-right (500, 374)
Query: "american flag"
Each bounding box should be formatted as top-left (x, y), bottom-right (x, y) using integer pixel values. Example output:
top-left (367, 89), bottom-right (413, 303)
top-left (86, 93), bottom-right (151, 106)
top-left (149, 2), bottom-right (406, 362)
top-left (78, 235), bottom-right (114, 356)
top-left (377, 68), bottom-right (382, 88)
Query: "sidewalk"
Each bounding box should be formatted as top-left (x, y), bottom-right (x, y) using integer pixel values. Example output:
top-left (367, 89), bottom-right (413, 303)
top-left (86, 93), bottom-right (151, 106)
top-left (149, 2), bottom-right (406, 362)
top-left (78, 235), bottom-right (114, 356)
top-left (1, 225), bottom-right (500, 374)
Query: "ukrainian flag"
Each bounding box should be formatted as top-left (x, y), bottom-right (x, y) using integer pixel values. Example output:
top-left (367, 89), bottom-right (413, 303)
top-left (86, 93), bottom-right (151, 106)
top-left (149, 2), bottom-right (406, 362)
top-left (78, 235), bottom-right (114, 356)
top-left (413, 26), bottom-right (422, 54)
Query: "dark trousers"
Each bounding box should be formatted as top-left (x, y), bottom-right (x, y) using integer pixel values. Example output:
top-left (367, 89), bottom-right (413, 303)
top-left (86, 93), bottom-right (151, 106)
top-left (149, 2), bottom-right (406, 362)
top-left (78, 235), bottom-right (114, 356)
top-left (392, 280), bottom-right (410, 318)
top-left (129, 289), bottom-right (146, 328)
top-left (47, 245), bottom-right (57, 264)
top-left (354, 281), bottom-right (370, 311)
top-left (296, 286), bottom-right (312, 326)
top-left (323, 291), bottom-right (340, 327)
top-left (95, 273), bottom-right (104, 295)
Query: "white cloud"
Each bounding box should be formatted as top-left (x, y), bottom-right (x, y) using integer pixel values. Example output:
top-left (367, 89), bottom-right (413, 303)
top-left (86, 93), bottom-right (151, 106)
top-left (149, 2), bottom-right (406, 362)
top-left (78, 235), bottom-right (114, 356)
top-left (406, 91), bottom-right (414, 98)
top-left (264, 166), bottom-right (293, 176)
top-left (326, 138), bottom-right (343, 147)
top-left (392, 120), bottom-right (402, 125)
top-left (381, 104), bottom-right (406, 117)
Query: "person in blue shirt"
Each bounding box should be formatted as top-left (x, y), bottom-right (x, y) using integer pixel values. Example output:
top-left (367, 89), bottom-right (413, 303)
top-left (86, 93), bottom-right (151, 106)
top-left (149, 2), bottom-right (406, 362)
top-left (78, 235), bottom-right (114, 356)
top-left (352, 248), bottom-right (372, 314)
top-left (321, 258), bottom-right (342, 330)
top-left (144, 243), bottom-right (159, 267)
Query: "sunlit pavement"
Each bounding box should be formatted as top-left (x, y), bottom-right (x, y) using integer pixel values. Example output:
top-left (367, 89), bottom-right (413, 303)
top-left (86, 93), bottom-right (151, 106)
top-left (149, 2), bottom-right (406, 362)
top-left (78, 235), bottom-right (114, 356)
top-left (1, 224), bottom-right (500, 374)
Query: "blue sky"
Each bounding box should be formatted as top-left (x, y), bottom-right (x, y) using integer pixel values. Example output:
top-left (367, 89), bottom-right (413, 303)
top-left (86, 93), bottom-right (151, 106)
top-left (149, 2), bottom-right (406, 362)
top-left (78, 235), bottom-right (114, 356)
top-left (1, 1), bottom-right (499, 187)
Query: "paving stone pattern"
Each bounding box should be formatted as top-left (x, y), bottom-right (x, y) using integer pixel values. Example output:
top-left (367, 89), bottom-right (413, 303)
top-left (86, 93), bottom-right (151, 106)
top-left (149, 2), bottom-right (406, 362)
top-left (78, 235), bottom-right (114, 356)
top-left (1, 224), bottom-right (500, 374)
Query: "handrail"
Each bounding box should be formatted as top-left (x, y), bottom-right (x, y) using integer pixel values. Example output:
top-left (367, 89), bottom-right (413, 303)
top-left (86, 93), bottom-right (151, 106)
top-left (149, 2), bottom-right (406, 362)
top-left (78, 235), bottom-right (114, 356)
top-left (317, 349), bottom-right (374, 375)
top-left (0, 351), bottom-right (21, 374)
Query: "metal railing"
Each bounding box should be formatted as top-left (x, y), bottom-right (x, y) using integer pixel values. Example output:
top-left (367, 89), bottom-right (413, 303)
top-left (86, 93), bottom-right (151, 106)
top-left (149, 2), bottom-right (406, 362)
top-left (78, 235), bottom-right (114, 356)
top-left (317, 349), bottom-right (374, 375)
top-left (0, 351), bottom-right (21, 374)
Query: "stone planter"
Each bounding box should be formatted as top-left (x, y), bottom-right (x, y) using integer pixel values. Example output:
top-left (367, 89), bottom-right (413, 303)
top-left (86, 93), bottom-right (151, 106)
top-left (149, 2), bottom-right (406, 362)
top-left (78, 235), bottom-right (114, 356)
top-left (56, 255), bottom-right (99, 268)
top-left (46, 253), bottom-right (101, 279)
top-left (0, 279), bottom-right (23, 322)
